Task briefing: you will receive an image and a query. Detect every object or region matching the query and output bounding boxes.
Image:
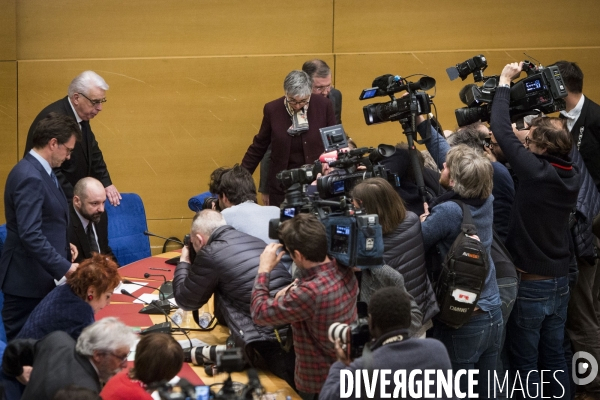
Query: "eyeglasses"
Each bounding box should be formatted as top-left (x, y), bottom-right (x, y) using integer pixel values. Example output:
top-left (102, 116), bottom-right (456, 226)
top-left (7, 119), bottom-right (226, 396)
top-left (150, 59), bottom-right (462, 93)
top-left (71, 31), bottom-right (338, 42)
top-left (286, 96), bottom-right (310, 106)
top-left (78, 92), bottom-right (107, 107)
top-left (313, 84), bottom-right (331, 93)
top-left (106, 351), bottom-right (130, 363)
top-left (59, 143), bottom-right (75, 155)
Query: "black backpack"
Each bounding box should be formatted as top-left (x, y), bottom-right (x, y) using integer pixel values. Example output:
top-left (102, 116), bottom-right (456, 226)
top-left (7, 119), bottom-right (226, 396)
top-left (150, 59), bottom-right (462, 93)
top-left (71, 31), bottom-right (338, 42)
top-left (435, 200), bottom-right (490, 329)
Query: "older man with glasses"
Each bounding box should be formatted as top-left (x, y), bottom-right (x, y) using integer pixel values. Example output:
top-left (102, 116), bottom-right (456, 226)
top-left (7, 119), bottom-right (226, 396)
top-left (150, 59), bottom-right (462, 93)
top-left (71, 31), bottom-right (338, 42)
top-left (242, 70), bottom-right (336, 207)
top-left (24, 70), bottom-right (121, 206)
top-left (2, 317), bottom-right (136, 400)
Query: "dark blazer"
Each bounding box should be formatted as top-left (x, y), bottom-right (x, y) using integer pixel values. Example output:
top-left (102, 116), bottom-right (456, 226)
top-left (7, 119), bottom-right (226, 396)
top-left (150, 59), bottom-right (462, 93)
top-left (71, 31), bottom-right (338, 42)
top-left (2, 331), bottom-right (101, 400)
top-left (571, 97), bottom-right (600, 192)
top-left (242, 94), bottom-right (336, 199)
top-left (0, 153), bottom-right (71, 298)
top-left (68, 204), bottom-right (117, 265)
top-left (25, 96), bottom-right (112, 199)
top-left (329, 87), bottom-right (342, 125)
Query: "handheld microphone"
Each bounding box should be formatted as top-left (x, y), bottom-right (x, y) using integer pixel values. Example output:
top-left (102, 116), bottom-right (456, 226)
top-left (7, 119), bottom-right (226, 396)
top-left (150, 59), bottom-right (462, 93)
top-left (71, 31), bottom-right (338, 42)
top-left (120, 289), bottom-right (172, 334)
top-left (122, 279), bottom-right (169, 301)
top-left (143, 231), bottom-right (184, 245)
top-left (144, 273), bottom-right (174, 299)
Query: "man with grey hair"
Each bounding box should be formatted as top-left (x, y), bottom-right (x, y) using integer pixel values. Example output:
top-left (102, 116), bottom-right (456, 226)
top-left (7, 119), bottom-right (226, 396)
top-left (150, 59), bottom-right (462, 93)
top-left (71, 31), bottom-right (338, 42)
top-left (69, 177), bottom-right (117, 264)
top-left (24, 71), bottom-right (121, 205)
top-left (242, 70), bottom-right (335, 206)
top-left (173, 209), bottom-right (295, 387)
top-left (2, 317), bottom-right (136, 400)
top-left (302, 59), bottom-right (342, 124)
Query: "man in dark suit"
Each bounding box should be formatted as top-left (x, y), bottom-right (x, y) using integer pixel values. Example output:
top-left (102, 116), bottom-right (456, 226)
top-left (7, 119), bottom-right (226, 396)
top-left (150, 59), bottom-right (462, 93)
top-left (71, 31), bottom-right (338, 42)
top-left (24, 70), bottom-right (121, 206)
top-left (69, 177), bottom-right (117, 265)
top-left (0, 113), bottom-right (81, 340)
top-left (2, 317), bottom-right (136, 400)
top-left (302, 59), bottom-right (342, 125)
top-left (556, 61), bottom-right (600, 192)
top-left (555, 60), bottom-right (600, 400)
top-left (258, 60), bottom-right (342, 204)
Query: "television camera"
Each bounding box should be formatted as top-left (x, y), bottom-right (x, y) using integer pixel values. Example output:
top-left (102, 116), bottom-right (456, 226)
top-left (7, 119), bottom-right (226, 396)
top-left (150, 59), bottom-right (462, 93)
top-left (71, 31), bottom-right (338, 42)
top-left (268, 126), bottom-right (387, 269)
top-left (448, 54), bottom-right (568, 126)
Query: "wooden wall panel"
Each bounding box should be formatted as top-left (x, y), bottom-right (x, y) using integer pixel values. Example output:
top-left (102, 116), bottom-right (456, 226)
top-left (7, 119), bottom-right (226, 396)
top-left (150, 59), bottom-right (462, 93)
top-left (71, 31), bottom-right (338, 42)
top-left (17, 0), bottom-right (333, 60)
top-left (334, 0), bottom-right (600, 53)
top-left (0, 0), bottom-right (16, 60)
top-left (17, 56), bottom-right (335, 223)
top-left (336, 49), bottom-right (600, 150)
top-left (0, 62), bottom-right (17, 224)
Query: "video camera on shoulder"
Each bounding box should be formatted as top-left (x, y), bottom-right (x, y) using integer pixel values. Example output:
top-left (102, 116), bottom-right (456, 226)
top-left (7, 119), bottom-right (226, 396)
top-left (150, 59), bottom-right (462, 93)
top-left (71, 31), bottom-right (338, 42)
top-left (448, 54), bottom-right (568, 126)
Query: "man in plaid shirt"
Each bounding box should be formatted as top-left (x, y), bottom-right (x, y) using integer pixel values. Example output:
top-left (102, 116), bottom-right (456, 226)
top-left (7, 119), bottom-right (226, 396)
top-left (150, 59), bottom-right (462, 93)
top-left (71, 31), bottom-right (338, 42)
top-left (251, 213), bottom-right (359, 399)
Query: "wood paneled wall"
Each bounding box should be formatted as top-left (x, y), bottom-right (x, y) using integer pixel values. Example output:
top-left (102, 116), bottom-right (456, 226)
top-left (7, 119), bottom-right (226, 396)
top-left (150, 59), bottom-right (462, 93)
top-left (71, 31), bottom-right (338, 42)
top-left (2, 0), bottom-right (600, 253)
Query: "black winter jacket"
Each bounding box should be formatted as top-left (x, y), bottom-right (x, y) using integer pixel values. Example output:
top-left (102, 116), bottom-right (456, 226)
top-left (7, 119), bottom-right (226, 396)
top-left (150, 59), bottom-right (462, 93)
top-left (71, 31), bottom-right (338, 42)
top-left (382, 212), bottom-right (439, 324)
top-left (173, 225), bottom-right (292, 361)
top-left (570, 147), bottom-right (600, 262)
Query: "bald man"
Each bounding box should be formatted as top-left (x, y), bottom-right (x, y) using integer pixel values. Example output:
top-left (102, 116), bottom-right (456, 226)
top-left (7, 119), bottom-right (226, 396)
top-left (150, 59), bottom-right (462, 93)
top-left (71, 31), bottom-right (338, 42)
top-left (68, 177), bottom-right (118, 265)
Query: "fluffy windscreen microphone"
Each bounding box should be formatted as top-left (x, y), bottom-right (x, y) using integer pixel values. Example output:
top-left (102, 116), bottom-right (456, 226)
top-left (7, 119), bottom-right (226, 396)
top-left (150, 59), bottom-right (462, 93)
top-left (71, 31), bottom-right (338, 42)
top-left (372, 74), bottom-right (395, 93)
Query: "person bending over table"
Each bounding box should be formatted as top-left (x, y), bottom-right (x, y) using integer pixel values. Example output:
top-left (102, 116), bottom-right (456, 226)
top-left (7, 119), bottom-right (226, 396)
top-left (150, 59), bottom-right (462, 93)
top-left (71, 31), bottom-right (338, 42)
top-left (241, 70), bottom-right (336, 207)
top-left (17, 253), bottom-right (120, 340)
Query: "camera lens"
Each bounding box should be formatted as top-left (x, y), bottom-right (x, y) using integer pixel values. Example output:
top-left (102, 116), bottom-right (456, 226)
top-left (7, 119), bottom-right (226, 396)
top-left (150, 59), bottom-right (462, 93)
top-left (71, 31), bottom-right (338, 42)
top-left (328, 322), bottom-right (349, 344)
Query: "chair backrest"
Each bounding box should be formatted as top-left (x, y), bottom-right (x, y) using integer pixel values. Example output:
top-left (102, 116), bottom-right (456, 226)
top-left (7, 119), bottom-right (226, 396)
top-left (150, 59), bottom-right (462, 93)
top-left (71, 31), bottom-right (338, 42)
top-left (188, 191), bottom-right (215, 212)
top-left (105, 193), bottom-right (151, 266)
top-left (0, 224), bottom-right (6, 259)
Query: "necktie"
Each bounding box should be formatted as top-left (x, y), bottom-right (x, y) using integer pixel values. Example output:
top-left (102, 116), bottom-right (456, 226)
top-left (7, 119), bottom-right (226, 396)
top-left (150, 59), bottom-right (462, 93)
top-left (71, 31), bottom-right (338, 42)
top-left (50, 171), bottom-right (59, 188)
top-left (86, 223), bottom-right (100, 254)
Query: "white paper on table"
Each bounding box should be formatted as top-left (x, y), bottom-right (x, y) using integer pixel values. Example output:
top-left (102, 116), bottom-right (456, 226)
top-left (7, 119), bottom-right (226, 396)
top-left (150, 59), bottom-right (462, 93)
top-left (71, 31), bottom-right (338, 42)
top-left (178, 338), bottom-right (209, 349)
top-left (133, 293), bottom-right (178, 308)
top-left (114, 282), bottom-right (148, 295)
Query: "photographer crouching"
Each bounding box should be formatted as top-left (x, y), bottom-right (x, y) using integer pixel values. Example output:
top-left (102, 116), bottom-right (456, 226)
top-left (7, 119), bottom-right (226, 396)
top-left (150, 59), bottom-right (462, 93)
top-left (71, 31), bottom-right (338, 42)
top-left (172, 210), bottom-right (296, 388)
top-left (319, 286), bottom-right (453, 400)
top-left (490, 62), bottom-right (579, 399)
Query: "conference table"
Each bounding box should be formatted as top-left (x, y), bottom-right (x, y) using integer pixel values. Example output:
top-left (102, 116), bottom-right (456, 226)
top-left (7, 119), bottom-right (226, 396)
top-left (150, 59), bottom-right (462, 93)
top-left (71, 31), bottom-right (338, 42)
top-left (96, 251), bottom-right (299, 399)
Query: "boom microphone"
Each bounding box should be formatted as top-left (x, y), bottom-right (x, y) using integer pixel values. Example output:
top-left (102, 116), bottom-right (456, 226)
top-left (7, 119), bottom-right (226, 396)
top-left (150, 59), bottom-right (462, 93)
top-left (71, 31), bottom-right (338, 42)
top-left (120, 289), bottom-right (171, 334)
top-left (122, 279), bottom-right (169, 301)
top-left (144, 273), bottom-right (174, 299)
top-left (143, 231), bottom-right (184, 245)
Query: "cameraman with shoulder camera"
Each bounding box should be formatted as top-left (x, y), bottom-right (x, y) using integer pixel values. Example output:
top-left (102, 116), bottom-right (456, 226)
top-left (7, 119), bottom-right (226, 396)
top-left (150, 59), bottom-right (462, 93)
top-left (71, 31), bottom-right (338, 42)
top-left (172, 210), bottom-right (296, 388)
top-left (251, 213), bottom-right (359, 400)
top-left (320, 286), bottom-right (453, 400)
top-left (209, 164), bottom-right (280, 245)
top-left (490, 62), bottom-right (579, 399)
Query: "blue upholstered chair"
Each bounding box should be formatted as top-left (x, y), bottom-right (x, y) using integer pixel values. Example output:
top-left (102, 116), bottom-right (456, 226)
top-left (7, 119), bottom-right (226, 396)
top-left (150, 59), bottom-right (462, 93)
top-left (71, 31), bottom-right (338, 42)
top-left (0, 224), bottom-right (6, 258)
top-left (188, 191), bottom-right (215, 212)
top-left (105, 193), bottom-right (151, 266)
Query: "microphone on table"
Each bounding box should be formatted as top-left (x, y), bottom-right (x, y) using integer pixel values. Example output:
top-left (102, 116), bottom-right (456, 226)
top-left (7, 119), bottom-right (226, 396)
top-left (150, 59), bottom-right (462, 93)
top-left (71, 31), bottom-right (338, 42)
top-left (143, 273), bottom-right (174, 299)
top-left (143, 231), bottom-right (184, 266)
top-left (122, 279), bottom-right (172, 307)
top-left (143, 230), bottom-right (184, 245)
top-left (119, 289), bottom-right (195, 348)
top-left (120, 289), bottom-right (172, 334)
